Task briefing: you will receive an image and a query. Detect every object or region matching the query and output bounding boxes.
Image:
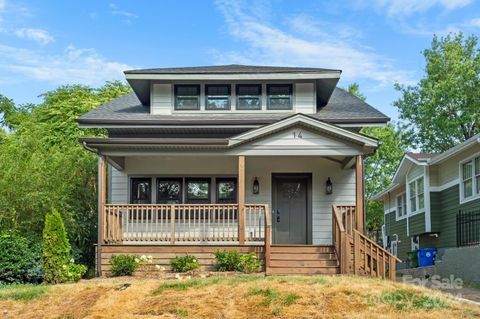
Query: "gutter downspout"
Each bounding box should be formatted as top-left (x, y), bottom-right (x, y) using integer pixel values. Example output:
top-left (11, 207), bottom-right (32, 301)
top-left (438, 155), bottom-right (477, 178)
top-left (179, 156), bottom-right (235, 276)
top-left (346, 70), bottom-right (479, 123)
top-left (82, 141), bottom-right (103, 277)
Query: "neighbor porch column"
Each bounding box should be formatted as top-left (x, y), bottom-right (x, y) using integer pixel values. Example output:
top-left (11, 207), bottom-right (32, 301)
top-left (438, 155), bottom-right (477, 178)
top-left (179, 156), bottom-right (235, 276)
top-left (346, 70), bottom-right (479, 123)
top-left (355, 155), bottom-right (364, 233)
top-left (97, 155), bottom-right (107, 276)
top-left (238, 155), bottom-right (245, 244)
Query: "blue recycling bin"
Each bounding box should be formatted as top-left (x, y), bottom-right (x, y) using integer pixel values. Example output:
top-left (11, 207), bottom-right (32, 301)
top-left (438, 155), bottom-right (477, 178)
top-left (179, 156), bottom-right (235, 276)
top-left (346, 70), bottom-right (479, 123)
top-left (417, 248), bottom-right (437, 267)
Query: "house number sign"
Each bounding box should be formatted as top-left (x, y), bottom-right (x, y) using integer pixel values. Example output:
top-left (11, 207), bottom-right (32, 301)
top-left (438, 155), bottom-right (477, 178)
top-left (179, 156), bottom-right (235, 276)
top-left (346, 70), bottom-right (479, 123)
top-left (293, 130), bottom-right (303, 139)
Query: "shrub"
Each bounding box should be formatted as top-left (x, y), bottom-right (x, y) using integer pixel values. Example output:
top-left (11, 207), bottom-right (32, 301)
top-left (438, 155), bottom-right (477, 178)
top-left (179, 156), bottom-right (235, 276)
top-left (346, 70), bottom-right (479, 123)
top-left (42, 209), bottom-right (71, 284)
top-left (110, 255), bottom-right (139, 276)
top-left (42, 209), bottom-right (87, 283)
top-left (240, 253), bottom-right (261, 273)
top-left (0, 231), bottom-right (42, 284)
top-left (65, 261), bottom-right (88, 282)
top-left (214, 250), bottom-right (261, 273)
top-left (170, 255), bottom-right (199, 273)
top-left (214, 250), bottom-right (242, 271)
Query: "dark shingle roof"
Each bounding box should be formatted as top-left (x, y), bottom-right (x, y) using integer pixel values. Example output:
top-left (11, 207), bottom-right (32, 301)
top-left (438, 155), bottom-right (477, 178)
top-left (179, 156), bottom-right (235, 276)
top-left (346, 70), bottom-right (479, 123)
top-left (77, 88), bottom-right (389, 126)
top-left (124, 64), bottom-right (341, 75)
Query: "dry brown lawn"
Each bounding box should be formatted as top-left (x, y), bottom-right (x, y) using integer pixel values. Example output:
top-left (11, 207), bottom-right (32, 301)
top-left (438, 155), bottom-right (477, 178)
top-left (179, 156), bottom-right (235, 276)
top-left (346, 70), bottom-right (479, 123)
top-left (1, 275), bottom-right (479, 319)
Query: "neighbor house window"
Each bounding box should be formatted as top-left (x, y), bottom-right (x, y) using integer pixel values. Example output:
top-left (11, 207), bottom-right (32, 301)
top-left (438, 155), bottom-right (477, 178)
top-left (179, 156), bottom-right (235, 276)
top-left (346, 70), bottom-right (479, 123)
top-left (236, 84), bottom-right (262, 110)
top-left (175, 85), bottom-right (200, 110)
top-left (157, 178), bottom-right (182, 204)
top-left (267, 84), bottom-right (292, 110)
top-left (205, 84), bottom-right (231, 110)
top-left (131, 178), bottom-right (151, 204)
top-left (186, 178), bottom-right (211, 203)
top-left (396, 193), bottom-right (407, 219)
top-left (461, 155), bottom-right (480, 201)
top-left (216, 178), bottom-right (237, 203)
top-left (408, 176), bottom-right (424, 214)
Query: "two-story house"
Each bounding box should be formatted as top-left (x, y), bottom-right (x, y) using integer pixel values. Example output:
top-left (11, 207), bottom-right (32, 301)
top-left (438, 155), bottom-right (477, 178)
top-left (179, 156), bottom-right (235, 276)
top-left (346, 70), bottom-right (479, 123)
top-left (373, 134), bottom-right (480, 264)
top-left (78, 64), bottom-right (399, 278)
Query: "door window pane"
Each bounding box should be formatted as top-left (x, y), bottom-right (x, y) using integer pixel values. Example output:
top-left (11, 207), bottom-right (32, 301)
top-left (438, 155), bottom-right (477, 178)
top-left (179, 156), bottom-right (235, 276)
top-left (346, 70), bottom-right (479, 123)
top-left (175, 85), bottom-right (200, 110)
top-left (131, 178), bottom-right (151, 204)
top-left (236, 84), bottom-right (261, 110)
top-left (206, 85), bottom-right (230, 110)
top-left (216, 178), bottom-right (237, 203)
top-left (186, 178), bottom-right (211, 203)
top-left (267, 84), bottom-right (292, 110)
top-left (157, 178), bottom-right (182, 204)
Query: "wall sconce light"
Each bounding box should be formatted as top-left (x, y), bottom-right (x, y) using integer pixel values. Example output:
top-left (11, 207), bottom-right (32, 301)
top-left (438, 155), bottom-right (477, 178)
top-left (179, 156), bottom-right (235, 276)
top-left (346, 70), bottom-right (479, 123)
top-left (326, 177), bottom-right (333, 195)
top-left (253, 177), bottom-right (260, 195)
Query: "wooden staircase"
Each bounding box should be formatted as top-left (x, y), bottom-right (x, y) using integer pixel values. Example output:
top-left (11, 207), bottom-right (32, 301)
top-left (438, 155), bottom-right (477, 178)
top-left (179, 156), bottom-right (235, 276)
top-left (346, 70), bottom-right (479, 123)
top-left (266, 245), bottom-right (340, 275)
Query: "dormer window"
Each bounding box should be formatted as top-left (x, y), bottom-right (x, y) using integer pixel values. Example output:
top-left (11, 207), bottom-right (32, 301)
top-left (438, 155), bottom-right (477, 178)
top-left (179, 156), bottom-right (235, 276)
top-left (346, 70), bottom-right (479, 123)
top-left (236, 84), bottom-right (262, 110)
top-left (175, 85), bottom-right (200, 110)
top-left (205, 84), bottom-right (231, 110)
top-left (267, 84), bottom-right (292, 110)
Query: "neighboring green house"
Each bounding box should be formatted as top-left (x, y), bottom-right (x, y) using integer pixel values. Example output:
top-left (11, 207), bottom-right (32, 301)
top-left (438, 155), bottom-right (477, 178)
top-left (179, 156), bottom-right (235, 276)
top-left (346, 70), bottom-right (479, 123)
top-left (373, 134), bottom-right (480, 265)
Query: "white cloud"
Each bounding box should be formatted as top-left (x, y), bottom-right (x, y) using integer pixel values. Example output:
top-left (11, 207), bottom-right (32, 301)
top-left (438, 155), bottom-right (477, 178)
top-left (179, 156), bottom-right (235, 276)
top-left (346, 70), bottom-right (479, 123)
top-left (469, 18), bottom-right (480, 27)
top-left (213, 0), bottom-right (414, 87)
top-left (0, 44), bottom-right (132, 85)
top-left (14, 28), bottom-right (54, 45)
top-left (0, 0), bottom-right (5, 11)
top-left (109, 3), bottom-right (138, 23)
top-left (358, 0), bottom-right (472, 16)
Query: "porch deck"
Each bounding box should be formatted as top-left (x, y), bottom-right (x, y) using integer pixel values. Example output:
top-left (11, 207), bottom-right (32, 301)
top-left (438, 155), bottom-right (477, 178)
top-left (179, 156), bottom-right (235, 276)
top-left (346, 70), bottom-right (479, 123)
top-left (99, 202), bottom-right (400, 279)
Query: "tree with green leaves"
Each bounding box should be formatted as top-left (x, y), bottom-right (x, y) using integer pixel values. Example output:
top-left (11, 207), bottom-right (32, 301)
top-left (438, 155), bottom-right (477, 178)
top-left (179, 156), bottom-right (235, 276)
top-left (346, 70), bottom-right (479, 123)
top-left (394, 32), bottom-right (480, 153)
top-left (0, 81), bottom-right (131, 272)
top-left (347, 83), bottom-right (409, 233)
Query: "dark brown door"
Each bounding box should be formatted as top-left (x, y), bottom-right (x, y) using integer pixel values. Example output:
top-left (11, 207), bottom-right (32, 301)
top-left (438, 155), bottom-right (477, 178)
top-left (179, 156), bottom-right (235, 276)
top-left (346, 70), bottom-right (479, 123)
top-left (272, 175), bottom-right (309, 244)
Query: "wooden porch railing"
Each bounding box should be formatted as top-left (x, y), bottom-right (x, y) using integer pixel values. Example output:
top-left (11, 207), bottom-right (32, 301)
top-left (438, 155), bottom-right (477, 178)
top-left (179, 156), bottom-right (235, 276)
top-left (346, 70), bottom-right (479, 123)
top-left (332, 205), bottom-right (401, 281)
top-left (103, 204), bottom-right (269, 245)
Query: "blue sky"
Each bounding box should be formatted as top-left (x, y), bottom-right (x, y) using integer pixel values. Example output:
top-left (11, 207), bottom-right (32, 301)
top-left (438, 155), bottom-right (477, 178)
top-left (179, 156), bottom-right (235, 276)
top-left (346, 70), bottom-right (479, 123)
top-left (1, 0), bottom-right (479, 121)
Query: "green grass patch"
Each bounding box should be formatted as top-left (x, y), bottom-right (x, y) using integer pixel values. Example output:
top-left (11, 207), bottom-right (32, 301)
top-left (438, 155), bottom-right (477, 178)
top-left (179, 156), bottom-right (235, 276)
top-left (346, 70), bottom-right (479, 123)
top-left (0, 284), bottom-right (49, 301)
top-left (282, 293), bottom-right (300, 306)
top-left (381, 289), bottom-right (449, 310)
top-left (152, 275), bottom-right (265, 295)
top-left (248, 287), bottom-right (281, 306)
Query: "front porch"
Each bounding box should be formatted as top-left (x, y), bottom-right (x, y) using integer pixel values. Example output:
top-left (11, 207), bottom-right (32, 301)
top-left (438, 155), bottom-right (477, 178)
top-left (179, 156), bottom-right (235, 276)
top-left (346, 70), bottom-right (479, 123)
top-left (88, 115), bottom-right (399, 279)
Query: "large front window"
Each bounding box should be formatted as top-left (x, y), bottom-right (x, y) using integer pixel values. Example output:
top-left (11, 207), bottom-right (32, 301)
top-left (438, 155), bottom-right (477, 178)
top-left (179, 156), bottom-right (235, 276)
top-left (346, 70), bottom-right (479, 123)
top-left (131, 178), bottom-right (151, 204)
top-left (408, 176), bottom-right (424, 214)
top-left (267, 84), bottom-right (292, 110)
top-left (216, 178), bottom-right (237, 203)
top-left (175, 85), bottom-right (200, 110)
top-left (236, 84), bottom-right (262, 110)
top-left (157, 178), bottom-right (182, 204)
top-left (205, 85), bottom-right (231, 110)
top-left (186, 178), bottom-right (211, 203)
top-left (461, 155), bottom-right (480, 201)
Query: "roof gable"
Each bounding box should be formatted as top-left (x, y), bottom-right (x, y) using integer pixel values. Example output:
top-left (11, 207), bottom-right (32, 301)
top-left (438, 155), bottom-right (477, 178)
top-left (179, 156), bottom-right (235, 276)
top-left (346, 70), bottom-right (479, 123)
top-left (229, 114), bottom-right (379, 151)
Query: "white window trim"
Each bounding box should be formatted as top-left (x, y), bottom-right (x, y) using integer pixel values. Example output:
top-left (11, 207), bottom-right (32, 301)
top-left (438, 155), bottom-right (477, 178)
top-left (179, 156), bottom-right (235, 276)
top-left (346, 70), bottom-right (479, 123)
top-left (459, 152), bottom-right (480, 204)
top-left (406, 175), bottom-right (425, 216)
top-left (395, 192), bottom-right (407, 221)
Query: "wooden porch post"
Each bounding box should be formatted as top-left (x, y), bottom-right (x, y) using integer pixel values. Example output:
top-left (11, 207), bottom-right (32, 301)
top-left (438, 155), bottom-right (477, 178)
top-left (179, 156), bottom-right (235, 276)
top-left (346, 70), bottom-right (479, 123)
top-left (97, 155), bottom-right (107, 277)
top-left (355, 155), bottom-right (364, 233)
top-left (238, 155), bottom-right (245, 244)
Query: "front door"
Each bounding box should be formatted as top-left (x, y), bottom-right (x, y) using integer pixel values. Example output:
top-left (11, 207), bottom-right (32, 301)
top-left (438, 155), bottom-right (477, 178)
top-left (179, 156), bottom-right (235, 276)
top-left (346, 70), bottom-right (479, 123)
top-left (272, 174), bottom-right (310, 244)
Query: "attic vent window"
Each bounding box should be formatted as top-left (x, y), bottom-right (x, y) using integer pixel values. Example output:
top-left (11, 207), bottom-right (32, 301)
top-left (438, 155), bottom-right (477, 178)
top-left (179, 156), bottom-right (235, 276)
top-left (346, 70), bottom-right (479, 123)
top-left (267, 84), bottom-right (293, 110)
top-left (205, 84), bottom-right (231, 110)
top-left (175, 85), bottom-right (200, 110)
top-left (236, 84), bottom-right (262, 110)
